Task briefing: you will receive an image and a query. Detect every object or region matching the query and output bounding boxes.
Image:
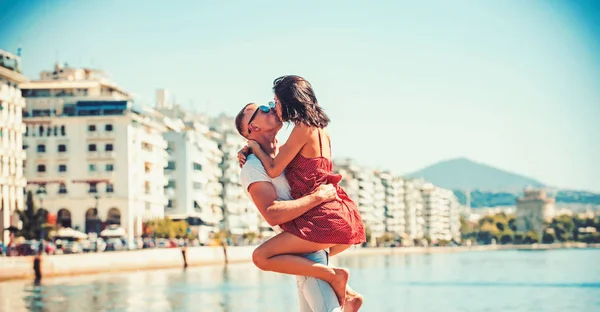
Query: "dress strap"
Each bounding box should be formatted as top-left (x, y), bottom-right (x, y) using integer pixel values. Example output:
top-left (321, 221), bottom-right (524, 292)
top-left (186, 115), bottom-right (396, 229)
top-left (317, 129), bottom-right (323, 157)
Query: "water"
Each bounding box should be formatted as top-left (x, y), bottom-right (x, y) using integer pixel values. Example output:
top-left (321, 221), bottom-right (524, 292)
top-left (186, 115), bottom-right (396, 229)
top-left (1, 249), bottom-right (599, 312)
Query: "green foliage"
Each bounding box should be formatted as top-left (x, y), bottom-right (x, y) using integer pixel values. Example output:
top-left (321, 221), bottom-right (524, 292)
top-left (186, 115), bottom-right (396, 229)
top-left (144, 218), bottom-right (188, 239)
top-left (542, 231), bottom-right (556, 244)
top-left (463, 212), bottom-right (599, 245)
top-left (17, 191), bottom-right (51, 240)
top-left (524, 230), bottom-right (540, 244)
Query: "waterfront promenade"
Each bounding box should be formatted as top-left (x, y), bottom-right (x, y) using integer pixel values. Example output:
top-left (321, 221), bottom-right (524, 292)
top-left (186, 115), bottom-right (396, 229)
top-left (1, 243), bottom-right (597, 282)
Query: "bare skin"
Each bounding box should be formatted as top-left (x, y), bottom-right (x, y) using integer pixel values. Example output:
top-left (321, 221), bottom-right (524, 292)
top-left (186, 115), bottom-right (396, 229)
top-left (344, 286), bottom-right (364, 311)
top-left (252, 231), bottom-right (353, 306)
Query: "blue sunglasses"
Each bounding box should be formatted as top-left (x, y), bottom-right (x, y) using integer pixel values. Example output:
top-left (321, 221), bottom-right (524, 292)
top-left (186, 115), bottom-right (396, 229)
top-left (248, 102), bottom-right (276, 134)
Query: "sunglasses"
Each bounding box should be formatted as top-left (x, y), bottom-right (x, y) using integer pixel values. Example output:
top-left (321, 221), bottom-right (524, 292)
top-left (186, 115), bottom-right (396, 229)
top-left (247, 102), bottom-right (275, 134)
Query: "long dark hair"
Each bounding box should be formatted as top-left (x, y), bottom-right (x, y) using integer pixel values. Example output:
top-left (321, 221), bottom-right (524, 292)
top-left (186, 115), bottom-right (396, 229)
top-left (273, 75), bottom-right (330, 128)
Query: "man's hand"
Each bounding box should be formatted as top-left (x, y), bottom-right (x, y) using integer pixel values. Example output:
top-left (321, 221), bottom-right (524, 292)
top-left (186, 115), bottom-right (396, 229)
top-left (238, 145), bottom-right (250, 168)
top-left (313, 184), bottom-right (341, 204)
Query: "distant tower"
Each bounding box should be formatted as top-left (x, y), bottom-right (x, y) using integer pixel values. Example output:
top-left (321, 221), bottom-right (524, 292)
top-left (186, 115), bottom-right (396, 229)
top-left (156, 89), bottom-right (172, 109)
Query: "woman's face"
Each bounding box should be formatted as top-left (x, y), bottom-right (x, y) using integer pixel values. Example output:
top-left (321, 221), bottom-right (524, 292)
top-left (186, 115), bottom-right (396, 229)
top-left (274, 94), bottom-right (283, 121)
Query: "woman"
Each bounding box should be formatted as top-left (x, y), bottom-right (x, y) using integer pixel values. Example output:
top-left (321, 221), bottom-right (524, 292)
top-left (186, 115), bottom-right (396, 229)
top-left (243, 75), bottom-right (366, 309)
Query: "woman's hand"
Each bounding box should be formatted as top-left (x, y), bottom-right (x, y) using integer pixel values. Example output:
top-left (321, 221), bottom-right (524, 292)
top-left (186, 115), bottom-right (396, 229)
top-left (247, 140), bottom-right (261, 151)
top-left (313, 184), bottom-right (342, 203)
top-left (237, 145), bottom-right (250, 168)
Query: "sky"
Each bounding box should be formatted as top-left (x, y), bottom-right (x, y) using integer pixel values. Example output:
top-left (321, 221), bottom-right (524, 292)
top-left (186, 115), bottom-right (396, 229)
top-left (1, 0), bottom-right (599, 191)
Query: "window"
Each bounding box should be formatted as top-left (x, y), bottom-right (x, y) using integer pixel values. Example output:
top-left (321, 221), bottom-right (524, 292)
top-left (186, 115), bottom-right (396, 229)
top-left (105, 144), bottom-right (114, 151)
top-left (88, 144), bottom-right (97, 152)
top-left (165, 161), bottom-right (175, 170)
top-left (88, 125), bottom-right (96, 132)
top-left (166, 180), bottom-right (176, 188)
top-left (37, 164), bottom-right (46, 172)
top-left (60, 125), bottom-right (66, 136)
top-left (193, 162), bottom-right (202, 171)
top-left (53, 126), bottom-right (58, 136)
top-left (105, 124), bottom-right (113, 131)
top-left (106, 183), bottom-right (114, 193)
top-left (38, 125), bottom-right (43, 136)
top-left (58, 183), bottom-right (67, 194)
top-left (166, 141), bottom-right (175, 152)
top-left (58, 164), bottom-right (67, 172)
top-left (23, 144), bottom-right (28, 150)
top-left (89, 183), bottom-right (97, 193)
top-left (37, 144), bottom-right (46, 153)
top-left (58, 144), bottom-right (67, 152)
top-left (105, 164), bottom-right (114, 171)
top-left (89, 164), bottom-right (96, 172)
top-left (167, 199), bottom-right (174, 209)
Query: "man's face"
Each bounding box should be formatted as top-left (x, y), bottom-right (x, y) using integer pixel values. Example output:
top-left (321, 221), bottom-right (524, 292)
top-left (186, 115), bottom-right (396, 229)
top-left (241, 103), bottom-right (282, 139)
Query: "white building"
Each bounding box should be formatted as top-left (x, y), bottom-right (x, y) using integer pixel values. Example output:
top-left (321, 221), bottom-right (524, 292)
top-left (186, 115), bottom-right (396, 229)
top-left (404, 178), bottom-right (425, 242)
top-left (20, 64), bottom-right (169, 244)
top-left (210, 114), bottom-right (260, 237)
top-left (0, 49), bottom-right (28, 243)
top-left (379, 172), bottom-right (406, 238)
top-left (162, 123), bottom-right (224, 242)
top-left (422, 183), bottom-right (461, 242)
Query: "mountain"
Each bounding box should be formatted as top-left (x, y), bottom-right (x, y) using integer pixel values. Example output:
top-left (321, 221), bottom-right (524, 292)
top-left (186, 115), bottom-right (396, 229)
top-left (405, 157), bottom-right (545, 191)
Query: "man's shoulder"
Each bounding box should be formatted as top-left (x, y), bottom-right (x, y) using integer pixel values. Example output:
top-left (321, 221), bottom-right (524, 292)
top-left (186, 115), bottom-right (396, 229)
top-left (241, 155), bottom-right (267, 175)
top-left (240, 154), bottom-right (271, 189)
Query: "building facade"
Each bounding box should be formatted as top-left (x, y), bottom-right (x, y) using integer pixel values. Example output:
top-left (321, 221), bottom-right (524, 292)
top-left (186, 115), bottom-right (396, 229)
top-left (404, 178), bottom-right (425, 243)
top-left (0, 49), bottom-right (28, 243)
top-left (422, 183), bottom-right (461, 242)
top-left (516, 189), bottom-right (556, 234)
top-left (210, 114), bottom-right (260, 237)
top-left (20, 64), bottom-right (169, 244)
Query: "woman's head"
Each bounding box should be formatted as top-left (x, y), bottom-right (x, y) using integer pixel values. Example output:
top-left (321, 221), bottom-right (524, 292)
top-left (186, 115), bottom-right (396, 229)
top-left (272, 75), bottom-right (330, 128)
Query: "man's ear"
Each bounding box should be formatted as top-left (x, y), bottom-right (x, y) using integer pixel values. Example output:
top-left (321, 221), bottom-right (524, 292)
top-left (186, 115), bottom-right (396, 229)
top-left (248, 124), bottom-right (259, 133)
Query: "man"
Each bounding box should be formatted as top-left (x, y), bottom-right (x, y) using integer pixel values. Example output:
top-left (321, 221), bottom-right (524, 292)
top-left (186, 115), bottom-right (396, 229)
top-left (235, 102), bottom-right (362, 312)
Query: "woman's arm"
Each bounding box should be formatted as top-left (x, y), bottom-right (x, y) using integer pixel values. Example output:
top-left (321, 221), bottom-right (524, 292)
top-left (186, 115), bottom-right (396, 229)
top-left (249, 124), bottom-right (312, 178)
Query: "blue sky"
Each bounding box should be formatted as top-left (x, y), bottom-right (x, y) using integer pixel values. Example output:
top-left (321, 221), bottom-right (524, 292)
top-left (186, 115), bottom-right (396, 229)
top-left (1, 0), bottom-right (599, 191)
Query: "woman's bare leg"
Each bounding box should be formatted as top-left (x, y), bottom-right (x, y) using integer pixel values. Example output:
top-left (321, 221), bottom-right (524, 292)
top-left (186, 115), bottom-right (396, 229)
top-left (329, 244), bottom-right (351, 257)
top-left (327, 245), bottom-right (364, 312)
top-left (252, 232), bottom-right (349, 305)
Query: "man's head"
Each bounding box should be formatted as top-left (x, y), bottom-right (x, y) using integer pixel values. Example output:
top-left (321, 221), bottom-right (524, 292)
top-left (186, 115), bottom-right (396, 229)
top-left (235, 102), bottom-right (282, 139)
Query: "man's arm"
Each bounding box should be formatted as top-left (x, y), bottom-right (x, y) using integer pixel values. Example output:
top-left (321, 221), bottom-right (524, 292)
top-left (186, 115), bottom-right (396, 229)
top-left (247, 182), bottom-right (333, 226)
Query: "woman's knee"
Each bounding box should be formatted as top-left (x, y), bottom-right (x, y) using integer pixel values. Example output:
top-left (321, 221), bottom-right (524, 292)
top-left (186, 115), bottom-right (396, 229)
top-left (252, 247), bottom-right (269, 271)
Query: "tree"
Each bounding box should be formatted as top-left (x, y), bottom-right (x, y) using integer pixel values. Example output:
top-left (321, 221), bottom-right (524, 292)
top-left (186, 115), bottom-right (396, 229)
top-left (549, 215), bottom-right (575, 242)
top-left (524, 230), bottom-right (540, 244)
top-left (143, 218), bottom-right (188, 239)
top-left (17, 191), bottom-right (49, 240)
top-left (542, 231), bottom-right (555, 244)
top-left (508, 216), bottom-right (517, 232)
top-left (499, 231), bottom-right (514, 244)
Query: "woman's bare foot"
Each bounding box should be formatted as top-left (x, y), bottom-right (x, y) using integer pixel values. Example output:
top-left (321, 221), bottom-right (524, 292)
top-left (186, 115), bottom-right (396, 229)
top-left (330, 268), bottom-right (350, 307)
top-left (344, 291), bottom-right (363, 312)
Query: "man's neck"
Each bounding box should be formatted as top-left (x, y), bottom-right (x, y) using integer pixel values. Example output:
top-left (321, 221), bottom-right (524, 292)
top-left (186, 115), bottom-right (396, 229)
top-left (251, 131), bottom-right (278, 157)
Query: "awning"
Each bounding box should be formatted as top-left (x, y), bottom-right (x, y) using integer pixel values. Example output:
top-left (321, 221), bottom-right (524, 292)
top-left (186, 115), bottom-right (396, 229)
top-left (100, 226), bottom-right (126, 238)
top-left (27, 179), bottom-right (65, 185)
top-left (72, 179), bottom-right (111, 184)
top-left (56, 227), bottom-right (88, 239)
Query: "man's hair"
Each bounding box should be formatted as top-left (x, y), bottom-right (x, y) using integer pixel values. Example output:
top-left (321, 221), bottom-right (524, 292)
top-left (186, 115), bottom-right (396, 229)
top-left (235, 103), bottom-right (255, 137)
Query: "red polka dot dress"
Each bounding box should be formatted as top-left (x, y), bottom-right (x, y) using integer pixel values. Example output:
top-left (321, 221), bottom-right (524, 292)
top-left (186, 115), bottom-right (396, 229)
top-left (279, 131), bottom-right (366, 245)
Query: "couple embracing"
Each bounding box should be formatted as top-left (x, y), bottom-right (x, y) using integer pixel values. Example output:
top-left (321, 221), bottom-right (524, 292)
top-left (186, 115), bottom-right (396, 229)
top-left (236, 75), bottom-right (366, 312)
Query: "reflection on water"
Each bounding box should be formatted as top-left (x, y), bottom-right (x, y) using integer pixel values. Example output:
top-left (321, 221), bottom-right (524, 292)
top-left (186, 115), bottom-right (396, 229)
top-left (1, 249), bottom-right (599, 311)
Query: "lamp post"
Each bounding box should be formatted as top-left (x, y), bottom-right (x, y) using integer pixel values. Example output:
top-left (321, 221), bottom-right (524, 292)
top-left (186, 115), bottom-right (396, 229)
top-left (94, 193), bottom-right (100, 234)
top-left (36, 188), bottom-right (47, 254)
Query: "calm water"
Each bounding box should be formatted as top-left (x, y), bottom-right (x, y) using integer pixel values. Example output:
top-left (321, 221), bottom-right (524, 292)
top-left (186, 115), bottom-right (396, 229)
top-left (1, 249), bottom-right (599, 312)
